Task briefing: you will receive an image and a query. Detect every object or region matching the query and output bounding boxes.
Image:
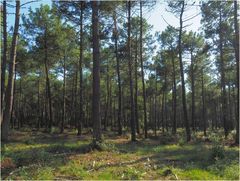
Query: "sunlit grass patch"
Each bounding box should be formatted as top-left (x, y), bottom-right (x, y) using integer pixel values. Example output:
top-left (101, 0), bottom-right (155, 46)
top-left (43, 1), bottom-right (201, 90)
top-left (58, 161), bottom-right (88, 179)
top-left (174, 168), bottom-right (221, 180)
top-left (34, 166), bottom-right (55, 180)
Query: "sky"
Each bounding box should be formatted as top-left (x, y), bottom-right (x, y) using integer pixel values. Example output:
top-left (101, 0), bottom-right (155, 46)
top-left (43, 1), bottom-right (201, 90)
top-left (7, 0), bottom-right (202, 34)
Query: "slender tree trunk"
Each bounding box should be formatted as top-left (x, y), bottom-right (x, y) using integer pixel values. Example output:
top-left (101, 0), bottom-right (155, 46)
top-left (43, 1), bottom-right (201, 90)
top-left (92, 1), bottom-right (102, 143)
top-left (190, 49), bottom-right (195, 131)
top-left (201, 68), bottom-right (206, 136)
top-left (127, 0), bottom-right (136, 141)
top-left (171, 49), bottom-right (177, 134)
top-left (44, 85), bottom-right (48, 129)
top-left (1, 1), bottom-right (7, 124)
top-left (10, 72), bottom-right (17, 129)
top-left (109, 81), bottom-right (113, 130)
top-left (113, 11), bottom-right (122, 135)
top-left (178, 1), bottom-right (191, 141)
top-left (140, 0), bottom-right (148, 138)
top-left (228, 82), bottom-right (233, 130)
top-left (1, 1), bottom-right (20, 141)
top-left (44, 29), bottom-right (53, 133)
top-left (74, 66), bottom-right (78, 128)
top-left (161, 91), bottom-right (165, 133)
top-left (37, 76), bottom-right (41, 129)
top-left (219, 7), bottom-right (228, 138)
top-left (134, 35), bottom-right (139, 134)
top-left (154, 67), bottom-right (157, 136)
top-left (164, 86), bottom-right (168, 132)
top-left (234, 0), bottom-right (239, 144)
top-left (78, 1), bottom-right (84, 135)
top-left (61, 52), bottom-right (66, 133)
top-left (17, 77), bottom-right (22, 129)
top-left (104, 62), bottom-right (110, 130)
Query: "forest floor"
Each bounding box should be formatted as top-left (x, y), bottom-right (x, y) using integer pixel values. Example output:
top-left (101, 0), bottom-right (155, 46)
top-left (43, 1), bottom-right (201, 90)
top-left (1, 128), bottom-right (239, 180)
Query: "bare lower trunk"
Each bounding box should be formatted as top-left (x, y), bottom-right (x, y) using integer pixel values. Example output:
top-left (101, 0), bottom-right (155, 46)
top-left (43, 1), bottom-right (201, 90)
top-left (113, 12), bottom-right (122, 135)
top-left (219, 7), bottom-right (228, 138)
top-left (61, 52), bottom-right (66, 133)
top-left (171, 49), bottom-right (177, 134)
top-left (190, 50), bottom-right (195, 131)
top-left (234, 0), bottom-right (239, 144)
top-left (2, 1), bottom-right (20, 141)
top-left (92, 1), bottom-right (102, 143)
top-left (127, 0), bottom-right (136, 141)
top-left (178, 1), bottom-right (191, 141)
top-left (1, 1), bottom-right (7, 124)
top-left (140, 0), bottom-right (148, 138)
top-left (134, 35), bottom-right (139, 134)
top-left (78, 1), bottom-right (84, 135)
top-left (201, 69), bottom-right (206, 136)
top-left (44, 29), bottom-right (53, 133)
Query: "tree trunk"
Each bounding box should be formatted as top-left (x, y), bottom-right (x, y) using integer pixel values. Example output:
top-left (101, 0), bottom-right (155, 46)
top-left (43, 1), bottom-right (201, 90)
top-left (37, 76), bottom-right (41, 129)
top-left (1, 1), bottom-right (20, 141)
top-left (61, 51), bottom-right (66, 133)
top-left (190, 49), bottom-right (195, 131)
top-left (227, 82), bottom-right (233, 130)
top-left (1, 0), bottom-right (7, 123)
top-left (92, 1), bottom-right (102, 143)
top-left (104, 62), bottom-right (110, 130)
top-left (10, 72), bottom-right (17, 129)
top-left (234, 0), bottom-right (239, 144)
top-left (78, 1), bottom-right (84, 135)
top-left (219, 7), bottom-right (228, 138)
top-left (44, 29), bottom-right (53, 133)
top-left (113, 11), bottom-right (122, 135)
top-left (171, 49), bottom-right (177, 134)
top-left (140, 0), bottom-right (148, 138)
top-left (74, 66), bottom-right (78, 128)
top-left (201, 68), bottom-right (206, 136)
top-left (134, 35), bottom-right (139, 134)
top-left (127, 0), bottom-right (136, 141)
top-left (154, 67), bottom-right (157, 136)
top-left (178, 1), bottom-right (191, 141)
top-left (161, 91), bottom-right (165, 133)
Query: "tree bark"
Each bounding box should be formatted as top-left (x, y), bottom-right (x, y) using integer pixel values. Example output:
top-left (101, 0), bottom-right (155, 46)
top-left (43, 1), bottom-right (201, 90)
top-left (219, 6), bottom-right (228, 138)
top-left (201, 68), bottom-right (206, 136)
top-left (61, 51), bottom-right (66, 133)
top-left (37, 76), bottom-right (41, 129)
top-left (113, 11), bottom-right (122, 135)
top-left (2, 1), bottom-right (20, 141)
top-left (161, 90), bottom-right (165, 133)
top-left (78, 1), bottom-right (84, 135)
top-left (134, 34), bottom-right (139, 134)
top-left (44, 28), bottom-right (53, 133)
top-left (127, 0), bottom-right (136, 141)
top-left (92, 1), bottom-right (102, 143)
top-left (104, 61), bottom-right (110, 130)
top-left (154, 67), bottom-right (157, 136)
top-left (234, 0), bottom-right (239, 144)
top-left (140, 0), bottom-right (148, 138)
top-left (178, 1), bottom-right (191, 141)
top-left (190, 49), bottom-right (195, 131)
top-left (1, 1), bottom-right (7, 124)
top-left (171, 49), bottom-right (177, 134)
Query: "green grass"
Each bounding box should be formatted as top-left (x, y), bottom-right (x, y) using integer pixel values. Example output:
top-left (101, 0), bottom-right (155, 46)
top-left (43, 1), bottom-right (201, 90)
top-left (1, 129), bottom-right (239, 180)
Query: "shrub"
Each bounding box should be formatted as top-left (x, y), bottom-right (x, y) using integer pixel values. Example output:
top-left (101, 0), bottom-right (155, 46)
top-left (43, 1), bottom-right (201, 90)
top-left (178, 137), bottom-right (185, 147)
top-left (209, 143), bottom-right (225, 161)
